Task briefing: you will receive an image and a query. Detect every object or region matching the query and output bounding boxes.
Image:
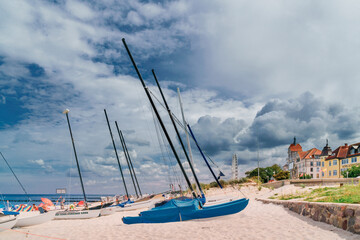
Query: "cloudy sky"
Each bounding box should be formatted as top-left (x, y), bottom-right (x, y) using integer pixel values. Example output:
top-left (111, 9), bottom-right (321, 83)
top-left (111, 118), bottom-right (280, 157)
top-left (1, 0), bottom-right (360, 195)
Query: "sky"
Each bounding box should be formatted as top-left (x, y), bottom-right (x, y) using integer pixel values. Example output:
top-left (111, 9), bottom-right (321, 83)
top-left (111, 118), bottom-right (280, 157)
top-left (1, 0), bottom-right (360, 195)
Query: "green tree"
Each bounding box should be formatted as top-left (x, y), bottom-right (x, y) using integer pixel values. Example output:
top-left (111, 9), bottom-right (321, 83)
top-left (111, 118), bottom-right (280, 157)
top-left (342, 165), bottom-right (360, 178)
top-left (274, 171), bottom-right (290, 180)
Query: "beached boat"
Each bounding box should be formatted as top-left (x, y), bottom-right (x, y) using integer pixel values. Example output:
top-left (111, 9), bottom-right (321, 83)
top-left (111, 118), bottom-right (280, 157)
top-left (100, 207), bottom-right (117, 216)
top-left (116, 199), bottom-right (155, 212)
top-left (15, 210), bottom-right (56, 227)
top-left (122, 197), bottom-right (249, 224)
top-left (54, 209), bottom-right (101, 220)
top-left (0, 214), bottom-right (17, 232)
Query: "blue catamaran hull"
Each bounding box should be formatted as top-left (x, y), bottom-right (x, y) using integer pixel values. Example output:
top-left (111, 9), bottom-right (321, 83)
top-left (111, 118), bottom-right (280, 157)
top-left (122, 198), bottom-right (249, 224)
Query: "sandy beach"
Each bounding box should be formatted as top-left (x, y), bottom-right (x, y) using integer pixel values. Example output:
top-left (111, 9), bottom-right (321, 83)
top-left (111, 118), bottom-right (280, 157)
top-left (1, 185), bottom-right (358, 240)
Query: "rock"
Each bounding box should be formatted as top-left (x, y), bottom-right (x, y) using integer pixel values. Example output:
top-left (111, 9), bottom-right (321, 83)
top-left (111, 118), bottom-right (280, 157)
top-left (344, 209), bottom-right (355, 217)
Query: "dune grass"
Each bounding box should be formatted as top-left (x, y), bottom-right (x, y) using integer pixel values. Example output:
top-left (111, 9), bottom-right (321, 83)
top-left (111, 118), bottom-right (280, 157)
top-left (272, 184), bottom-right (360, 204)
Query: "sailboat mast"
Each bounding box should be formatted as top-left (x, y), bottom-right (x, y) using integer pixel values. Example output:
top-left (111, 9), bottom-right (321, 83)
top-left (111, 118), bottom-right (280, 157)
top-left (114, 121), bottom-right (139, 198)
top-left (177, 88), bottom-right (194, 167)
top-left (117, 127), bottom-right (143, 197)
top-left (104, 109), bottom-right (129, 199)
top-left (122, 38), bottom-right (197, 199)
top-left (187, 124), bottom-right (223, 189)
top-left (152, 69), bottom-right (204, 196)
top-left (63, 110), bottom-right (88, 205)
top-left (0, 152), bottom-right (31, 202)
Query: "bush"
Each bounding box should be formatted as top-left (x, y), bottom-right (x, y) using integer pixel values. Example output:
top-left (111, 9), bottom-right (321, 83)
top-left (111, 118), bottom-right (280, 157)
top-left (274, 171), bottom-right (290, 180)
top-left (342, 165), bottom-right (360, 178)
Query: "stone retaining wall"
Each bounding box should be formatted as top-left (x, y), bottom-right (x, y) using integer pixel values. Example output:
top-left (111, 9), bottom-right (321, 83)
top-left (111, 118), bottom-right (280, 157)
top-left (257, 198), bottom-right (360, 234)
top-left (263, 178), bottom-right (360, 189)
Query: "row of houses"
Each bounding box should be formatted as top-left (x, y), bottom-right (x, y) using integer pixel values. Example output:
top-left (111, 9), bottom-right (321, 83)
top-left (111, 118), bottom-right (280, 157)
top-left (283, 138), bottom-right (360, 179)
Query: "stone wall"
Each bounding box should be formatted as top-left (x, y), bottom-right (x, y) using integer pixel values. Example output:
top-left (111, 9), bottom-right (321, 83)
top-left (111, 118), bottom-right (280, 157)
top-left (257, 198), bottom-right (360, 234)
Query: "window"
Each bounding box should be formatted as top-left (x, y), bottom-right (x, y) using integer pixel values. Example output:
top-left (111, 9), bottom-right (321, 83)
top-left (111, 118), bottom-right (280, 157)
top-left (310, 168), bottom-right (313, 172)
top-left (329, 171), bottom-right (331, 176)
top-left (333, 170), bottom-right (337, 176)
top-left (322, 162), bottom-right (324, 167)
top-left (311, 174), bottom-right (313, 178)
top-left (317, 167), bottom-right (319, 172)
top-left (352, 157), bottom-right (357, 163)
top-left (329, 161), bottom-right (332, 166)
top-left (342, 159), bottom-right (349, 165)
top-left (310, 162), bottom-right (313, 166)
top-left (317, 162), bottom-right (321, 167)
top-left (322, 172), bottom-right (324, 177)
top-left (333, 160), bottom-right (337, 165)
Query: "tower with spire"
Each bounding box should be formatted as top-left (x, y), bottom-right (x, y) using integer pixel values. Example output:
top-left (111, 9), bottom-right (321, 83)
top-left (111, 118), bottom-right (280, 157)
top-left (232, 154), bottom-right (238, 180)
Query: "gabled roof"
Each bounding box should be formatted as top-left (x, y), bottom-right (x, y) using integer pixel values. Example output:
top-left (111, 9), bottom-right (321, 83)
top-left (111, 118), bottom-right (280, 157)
top-left (301, 148), bottom-right (321, 159)
top-left (326, 144), bottom-right (349, 160)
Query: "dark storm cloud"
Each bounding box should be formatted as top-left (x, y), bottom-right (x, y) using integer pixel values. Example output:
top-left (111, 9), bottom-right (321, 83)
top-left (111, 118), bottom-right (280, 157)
top-left (189, 116), bottom-right (246, 155)
top-left (237, 92), bottom-right (360, 150)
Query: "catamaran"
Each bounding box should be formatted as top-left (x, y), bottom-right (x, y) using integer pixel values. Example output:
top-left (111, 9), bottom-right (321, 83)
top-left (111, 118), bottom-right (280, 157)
top-left (120, 38), bottom-right (249, 224)
top-left (55, 109), bottom-right (101, 220)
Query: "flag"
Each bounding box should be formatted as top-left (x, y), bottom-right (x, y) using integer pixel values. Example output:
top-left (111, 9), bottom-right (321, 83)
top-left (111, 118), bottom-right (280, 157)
top-left (217, 171), bottom-right (225, 180)
top-left (300, 173), bottom-right (304, 177)
top-left (322, 168), bottom-right (327, 172)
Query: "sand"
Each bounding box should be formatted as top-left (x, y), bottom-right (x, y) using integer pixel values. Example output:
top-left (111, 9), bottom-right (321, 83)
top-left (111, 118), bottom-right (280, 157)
top-left (1, 185), bottom-right (358, 240)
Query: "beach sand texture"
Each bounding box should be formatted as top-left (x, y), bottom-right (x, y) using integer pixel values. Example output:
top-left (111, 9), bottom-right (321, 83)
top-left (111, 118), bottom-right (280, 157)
top-left (1, 186), bottom-right (358, 240)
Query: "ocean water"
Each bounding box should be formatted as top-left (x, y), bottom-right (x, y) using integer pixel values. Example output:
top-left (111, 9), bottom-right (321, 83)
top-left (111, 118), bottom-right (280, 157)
top-left (0, 194), bottom-right (114, 206)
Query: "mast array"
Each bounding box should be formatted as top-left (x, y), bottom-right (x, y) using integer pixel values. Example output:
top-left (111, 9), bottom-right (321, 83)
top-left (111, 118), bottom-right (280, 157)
top-left (104, 109), bottom-right (129, 199)
top-left (115, 121), bottom-right (140, 198)
top-left (152, 69), bottom-right (204, 197)
top-left (122, 38), bottom-right (197, 199)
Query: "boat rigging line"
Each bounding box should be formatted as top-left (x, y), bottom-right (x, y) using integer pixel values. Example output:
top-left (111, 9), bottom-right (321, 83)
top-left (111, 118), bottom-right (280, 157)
top-left (122, 38), bottom-right (197, 199)
top-left (152, 69), bottom-right (204, 197)
top-left (115, 122), bottom-right (141, 198)
top-left (0, 152), bottom-right (31, 202)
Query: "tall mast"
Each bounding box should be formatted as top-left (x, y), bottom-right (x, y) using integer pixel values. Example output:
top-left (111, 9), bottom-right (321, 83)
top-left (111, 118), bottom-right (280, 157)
top-left (0, 152), bottom-right (31, 202)
top-left (177, 88), bottom-right (194, 167)
top-left (104, 109), bottom-right (129, 199)
top-left (63, 109), bottom-right (88, 206)
top-left (152, 69), bottom-right (204, 197)
top-left (116, 126), bottom-right (142, 197)
top-left (115, 121), bottom-right (139, 198)
top-left (122, 38), bottom-right (197, 199)
top-left (187, 124), bottom-right (223, 188)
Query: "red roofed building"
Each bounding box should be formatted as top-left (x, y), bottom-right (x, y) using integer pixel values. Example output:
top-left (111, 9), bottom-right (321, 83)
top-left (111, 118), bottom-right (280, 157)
top-left (322, 143), bottom-right (349, 178)
top-left (284, 137), bottom-right (322, 179)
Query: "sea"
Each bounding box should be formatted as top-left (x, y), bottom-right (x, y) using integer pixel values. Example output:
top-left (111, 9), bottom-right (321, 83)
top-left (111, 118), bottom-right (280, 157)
top-left (0, 194), bottom-right (114, 206)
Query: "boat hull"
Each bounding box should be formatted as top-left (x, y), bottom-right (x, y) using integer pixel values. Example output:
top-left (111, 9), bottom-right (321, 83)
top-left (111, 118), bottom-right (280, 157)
top-left (15, 211), bottom-right (56, 227)
top-left (122, 198), bottom-right (249, 224)
top-left (100, 207), bottom-right (117, 216)
top-left (0, 215), bottom-right (17, 232)
top-left (54, 209), bottom-right (101, 220)
top-left (116, 199), bottom-right (154, 212)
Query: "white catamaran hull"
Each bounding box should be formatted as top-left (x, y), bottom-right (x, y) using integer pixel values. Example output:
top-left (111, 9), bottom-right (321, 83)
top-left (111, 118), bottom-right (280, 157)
top-left (0, 215), bottom-right (17, 232)
top-left (100, 207), bottom-right (117, 216)
top-left (116, 199), bottom-right (155, 212)
top-left (204, 196), bottom-right (240, 206)
top-left (54, 209), bottom-right (101, 220)
top-left (15, 211), bottom-right (56, 228)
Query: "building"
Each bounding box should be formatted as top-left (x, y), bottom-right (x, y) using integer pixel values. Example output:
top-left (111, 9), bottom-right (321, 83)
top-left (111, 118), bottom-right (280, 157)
top-left (284, 137), bottom-right (322, 179)
top-left (340, 142), bottom-right (360, 176)
top-left (297, 148), bottom-right (322, 178)
top-left (284, 137), bottom-right (303, 178)
top-left (322, 144), bottom-right (349, 178)
top-left (231, 154), bottom-right (238, 180)
top-left (320, 140), bottom-right (333, 177)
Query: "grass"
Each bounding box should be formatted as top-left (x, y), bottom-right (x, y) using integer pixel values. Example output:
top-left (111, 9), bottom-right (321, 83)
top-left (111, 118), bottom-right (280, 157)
top-left (271, 184), bottom-right (360, 204)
